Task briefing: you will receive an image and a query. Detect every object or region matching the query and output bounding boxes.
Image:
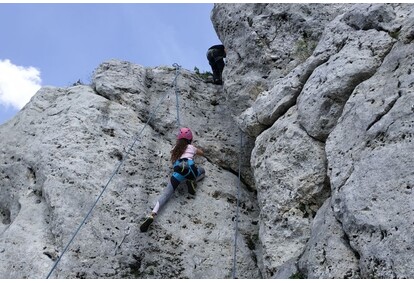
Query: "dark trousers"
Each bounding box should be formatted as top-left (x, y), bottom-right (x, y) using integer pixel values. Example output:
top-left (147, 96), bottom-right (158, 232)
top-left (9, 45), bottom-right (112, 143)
top-left (207, 49), bottom-right (225, 83)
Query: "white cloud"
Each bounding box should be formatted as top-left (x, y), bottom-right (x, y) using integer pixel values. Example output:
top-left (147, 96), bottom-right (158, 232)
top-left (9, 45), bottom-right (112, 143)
top-left (0, 59), bottom-right (42, 110)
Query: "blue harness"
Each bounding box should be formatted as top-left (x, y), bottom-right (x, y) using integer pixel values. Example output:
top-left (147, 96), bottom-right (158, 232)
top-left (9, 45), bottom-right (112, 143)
top-left (172, 158), bottom-right (196, 182)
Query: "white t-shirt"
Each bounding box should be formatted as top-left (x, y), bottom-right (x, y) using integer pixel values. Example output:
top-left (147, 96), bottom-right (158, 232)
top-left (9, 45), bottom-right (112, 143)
top-left (180, 144), bottom-right (197, 160)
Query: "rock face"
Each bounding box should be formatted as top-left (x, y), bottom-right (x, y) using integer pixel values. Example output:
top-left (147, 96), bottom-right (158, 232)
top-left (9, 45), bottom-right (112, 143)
top-left (0, 63), bottom-right (260, 279)
top-left (1, 3), bottom-right (414, 279)
top-left (224, 3), bottom-right (414, 279)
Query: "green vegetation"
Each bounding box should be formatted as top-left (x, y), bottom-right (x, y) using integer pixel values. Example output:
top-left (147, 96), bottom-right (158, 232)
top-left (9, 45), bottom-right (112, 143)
top-left (294, 37), bottom-right (318, 63)
top-left (388, 29), bottom-right (400, 39)
top-left (289, 271), bottom-right (306, 279)
top-left (194, 67), bottom-right (212, 80)
top-left (71, 79), bottom-right (84, 86)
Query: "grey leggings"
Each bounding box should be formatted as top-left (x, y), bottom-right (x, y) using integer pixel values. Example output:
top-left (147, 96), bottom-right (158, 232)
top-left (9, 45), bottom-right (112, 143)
top-left (152, 167), bottom-right (205, 214)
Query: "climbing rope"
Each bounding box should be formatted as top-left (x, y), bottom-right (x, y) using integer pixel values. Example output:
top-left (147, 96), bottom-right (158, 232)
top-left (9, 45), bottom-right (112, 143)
top-left (232, 128), bottom-right (243, 279)
top-left (114, 226), bottom-right (130, 256)
top-left (173, 63), bottom-right (181, 128)
top-left (46, 64), bottom-right (181, 279)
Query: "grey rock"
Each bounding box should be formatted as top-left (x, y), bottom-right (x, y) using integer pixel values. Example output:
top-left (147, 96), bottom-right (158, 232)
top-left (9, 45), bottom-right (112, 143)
top-left (297, 5), bottom-right (396, 141)
top-left (0, 64), bottom-right (260, 279)
top-left (342, 3), bottom-right (396, 32)
top-left (92, 61), bottom-right (257, 190)
top-left (251, 106), bottom-right (329, 277)
top-left (298, 198), bottom-right (360, 279)
top-left (233, 2), bottom-right (414, 278)
top-left (237, 49), bottom-right (334, 137)
top-left (326, 39), bottom-right (414, 278)
top-left (2, 2), bottom-right (414, 280)
top-left (211, 3), bottom-right (347, 114)
top-left (272, 257), bottom-right (299, 279)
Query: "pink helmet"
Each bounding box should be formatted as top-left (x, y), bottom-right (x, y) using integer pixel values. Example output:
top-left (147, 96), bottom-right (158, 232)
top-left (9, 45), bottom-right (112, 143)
top-left (177, 127), bottom-right (193, 141)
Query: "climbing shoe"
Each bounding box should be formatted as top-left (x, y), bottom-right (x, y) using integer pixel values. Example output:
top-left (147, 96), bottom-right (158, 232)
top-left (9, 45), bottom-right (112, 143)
top-left (140, 214), bottom-right (155, 232)
top-left (187, 180), bottom-right (197, 195)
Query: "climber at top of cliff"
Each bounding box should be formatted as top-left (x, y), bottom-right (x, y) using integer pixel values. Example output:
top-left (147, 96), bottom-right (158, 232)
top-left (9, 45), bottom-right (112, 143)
top-left (206, 44), bottom-right (226, 85)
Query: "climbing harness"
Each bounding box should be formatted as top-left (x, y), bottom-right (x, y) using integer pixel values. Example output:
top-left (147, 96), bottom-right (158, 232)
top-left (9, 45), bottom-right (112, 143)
top-left (46, 63), bottom-right (182, 279)
top-left (232, 128), bottom-right (243, 279)
top-left (172, 158), bottom-right (197, 182)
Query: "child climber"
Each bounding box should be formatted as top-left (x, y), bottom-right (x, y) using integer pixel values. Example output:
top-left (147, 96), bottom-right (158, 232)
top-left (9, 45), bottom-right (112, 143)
top-left (140, 127), bottom-right (206, 232)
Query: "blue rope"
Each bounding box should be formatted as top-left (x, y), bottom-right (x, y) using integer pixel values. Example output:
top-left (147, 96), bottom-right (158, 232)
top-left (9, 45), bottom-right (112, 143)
top-left (46, 68), bottom-right (176, 279)
top-left (232, 128), bottom-right (243, 279)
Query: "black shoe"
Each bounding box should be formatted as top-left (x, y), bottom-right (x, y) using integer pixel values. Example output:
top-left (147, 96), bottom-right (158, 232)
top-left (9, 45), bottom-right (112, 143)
top-left (140, 214), bottom-right (154, 232)
top-left (213, 79), bottom-right (223, 85)
top-left (187, 180), bottom-right (197, 195)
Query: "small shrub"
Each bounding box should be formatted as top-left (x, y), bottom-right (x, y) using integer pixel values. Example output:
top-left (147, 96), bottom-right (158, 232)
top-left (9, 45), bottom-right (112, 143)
top-left (194, 67), bottom-right (212, 80)
top-left (72, 79), bottom-right (83, 86)
top-left (388, 29), bottom-right (400, 39)
top-left (289, 272), bottom-right (306, 279)
top-left (294, 38), bottom-right (318, 62)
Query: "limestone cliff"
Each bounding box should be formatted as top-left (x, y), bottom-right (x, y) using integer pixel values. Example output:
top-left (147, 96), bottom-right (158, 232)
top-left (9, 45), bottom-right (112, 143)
top-left (1, 3), bottom-right (413, 279)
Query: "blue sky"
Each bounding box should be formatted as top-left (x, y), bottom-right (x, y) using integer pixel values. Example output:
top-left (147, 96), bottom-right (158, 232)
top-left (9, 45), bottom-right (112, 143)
top-left (0, 3), bottom-right (220, 125)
